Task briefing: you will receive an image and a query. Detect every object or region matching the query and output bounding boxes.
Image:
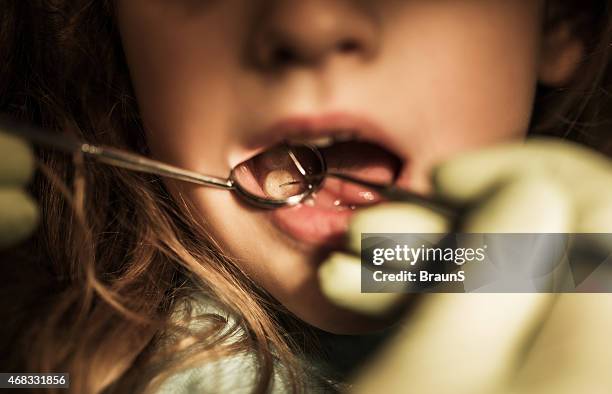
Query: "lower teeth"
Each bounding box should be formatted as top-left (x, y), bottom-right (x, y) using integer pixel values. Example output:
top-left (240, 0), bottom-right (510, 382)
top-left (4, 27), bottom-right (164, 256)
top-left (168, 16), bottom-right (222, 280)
top-left (301, 194), bottom-right (356, 211)
top-left (304, 196), bottom-right (316, 207)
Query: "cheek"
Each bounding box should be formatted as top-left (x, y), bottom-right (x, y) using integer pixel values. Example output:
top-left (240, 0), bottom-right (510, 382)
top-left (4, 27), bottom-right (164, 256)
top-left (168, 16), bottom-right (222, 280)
top-left (116, 0), bottom-right (245, 174)
top-left (377, 1), bottom-right (542, 183)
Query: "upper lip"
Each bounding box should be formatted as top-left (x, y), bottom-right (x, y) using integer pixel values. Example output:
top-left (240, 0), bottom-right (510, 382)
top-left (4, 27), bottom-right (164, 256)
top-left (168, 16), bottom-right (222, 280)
top-left (246, 112), bottom-right (407, 172)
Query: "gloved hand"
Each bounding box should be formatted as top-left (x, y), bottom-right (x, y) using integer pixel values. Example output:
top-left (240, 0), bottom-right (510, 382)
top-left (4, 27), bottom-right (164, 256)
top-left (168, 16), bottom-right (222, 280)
top-left (319, 137), bottom-right (612, 313)
top-left (0, 131), bottom-right (38, 249)
top-left (318, 137), bottom-right (612, 393)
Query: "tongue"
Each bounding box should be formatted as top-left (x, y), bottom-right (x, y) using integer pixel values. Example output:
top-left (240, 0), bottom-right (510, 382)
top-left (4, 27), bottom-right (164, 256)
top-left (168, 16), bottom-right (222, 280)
top-left (316, 141), bottom-right (402, 207)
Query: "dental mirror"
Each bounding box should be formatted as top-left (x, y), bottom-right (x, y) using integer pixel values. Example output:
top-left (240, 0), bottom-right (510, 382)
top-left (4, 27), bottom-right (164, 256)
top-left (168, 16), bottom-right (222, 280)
top-left (229, 143), bottom-right (326, 208)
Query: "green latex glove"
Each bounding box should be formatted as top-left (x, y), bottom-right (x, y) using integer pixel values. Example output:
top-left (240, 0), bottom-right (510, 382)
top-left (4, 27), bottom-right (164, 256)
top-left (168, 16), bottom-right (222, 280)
top-left (318, 138), bottom-right (612, 393)
top-left (0, 132), bottom-right (38, 249)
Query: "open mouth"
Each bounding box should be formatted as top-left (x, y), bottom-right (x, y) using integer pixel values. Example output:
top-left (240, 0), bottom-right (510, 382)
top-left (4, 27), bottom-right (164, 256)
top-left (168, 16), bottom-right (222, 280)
top-left (232, 134), bottom-right (404, 208)
top-left (256, 118), bottom-right (407, 247)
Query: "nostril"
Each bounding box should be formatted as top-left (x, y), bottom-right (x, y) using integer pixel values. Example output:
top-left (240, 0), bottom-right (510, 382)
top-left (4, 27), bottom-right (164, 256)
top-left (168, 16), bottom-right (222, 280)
top-left (265, 38), bottom-right (368, 68)
top-left (337, 39), bottom-right (362, 54)
top-left (272, 45), bottom-right (298, 66)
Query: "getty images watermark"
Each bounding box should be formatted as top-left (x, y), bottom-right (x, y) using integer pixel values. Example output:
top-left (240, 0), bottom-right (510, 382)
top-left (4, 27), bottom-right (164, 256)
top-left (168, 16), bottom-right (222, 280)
top-left (360, 233), bottom-right (612, 293)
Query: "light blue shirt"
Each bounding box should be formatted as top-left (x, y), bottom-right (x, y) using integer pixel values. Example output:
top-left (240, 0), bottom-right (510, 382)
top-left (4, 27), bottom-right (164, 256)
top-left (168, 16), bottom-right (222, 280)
top-left (152, 294), bottom-right (307, 394)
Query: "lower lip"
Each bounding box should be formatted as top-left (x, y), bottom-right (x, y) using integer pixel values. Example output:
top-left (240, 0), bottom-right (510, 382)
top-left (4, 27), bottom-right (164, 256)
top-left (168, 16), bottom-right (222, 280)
top-left (270, 203), bottom-right (354, 247)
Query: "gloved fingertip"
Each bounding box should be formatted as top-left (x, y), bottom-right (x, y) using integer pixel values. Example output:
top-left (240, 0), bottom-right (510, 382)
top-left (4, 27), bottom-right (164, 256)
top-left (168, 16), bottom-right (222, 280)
top-left (318, 252), bottom-right (403, 316)
top-left (431, 144), bottom-right (525, 203)
top-left (347, 203), bottom-right (450, 253)
top-left (462, 175), bottom-right (572, 233)
top-left (0, 189), bottom-right (39, 249)
top-left (0, 133), bottom-right (35, 186)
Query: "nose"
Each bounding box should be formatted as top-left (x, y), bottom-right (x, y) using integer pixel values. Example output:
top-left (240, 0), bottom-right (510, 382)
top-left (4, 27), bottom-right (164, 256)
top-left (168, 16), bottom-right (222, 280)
top-left (250, 0), bottom-right (379, 69)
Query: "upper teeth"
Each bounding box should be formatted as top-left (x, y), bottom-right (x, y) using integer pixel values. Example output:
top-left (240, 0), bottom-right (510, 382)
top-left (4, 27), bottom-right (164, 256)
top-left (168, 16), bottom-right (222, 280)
top-left (305, 136), bottom-right (335, 147)
top-left (290, 132), bottom-right (356, 148)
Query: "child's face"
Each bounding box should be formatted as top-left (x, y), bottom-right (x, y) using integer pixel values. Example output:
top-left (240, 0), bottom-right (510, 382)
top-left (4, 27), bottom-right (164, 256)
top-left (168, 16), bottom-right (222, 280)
top-left (118, 0), bottom-right (545, 333)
